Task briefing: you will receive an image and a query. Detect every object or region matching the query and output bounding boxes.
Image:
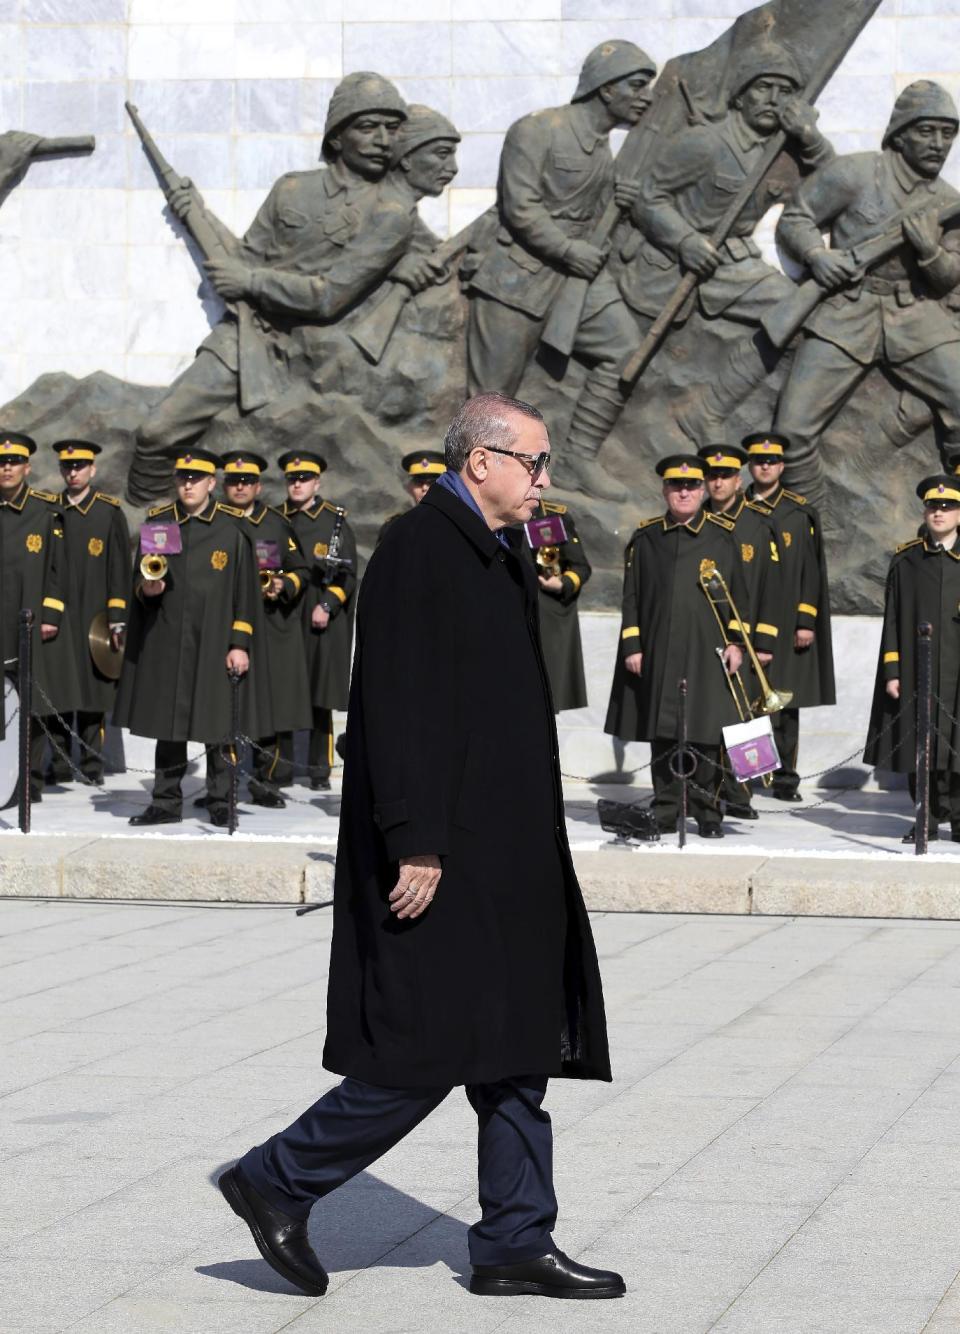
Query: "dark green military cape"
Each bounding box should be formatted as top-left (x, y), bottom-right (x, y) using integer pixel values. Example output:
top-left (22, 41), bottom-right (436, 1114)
top-left (113, 500), bottom-right (266, 744)
top-left (604, 508), bottom-right (757, 744)
top-left (746, 485), bottom-right (836, 708)
top-left (227, 502), bottom-right (312, 733)
top-left (57, 490), bottom-right (131, 713)
top-left (0, 484), bottom-right (83, 727)
top-left (707, 494), bottom-right (787, 691)
top-left (519, 500), bottom-right (591, 713)
top-left (282, 498), bottom-right (357, 711)
top-left (864, 537), bottom-right (960, 774)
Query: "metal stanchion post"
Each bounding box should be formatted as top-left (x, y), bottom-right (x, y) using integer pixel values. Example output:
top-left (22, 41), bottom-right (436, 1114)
top-left (17, 609), bottom-right (33, 834)
top-left (914, 622), bottom-right (933, 857)
top-left (228, 669), bottom-right (241, 836)
top-left (678, 678), bottom-right (688, 850)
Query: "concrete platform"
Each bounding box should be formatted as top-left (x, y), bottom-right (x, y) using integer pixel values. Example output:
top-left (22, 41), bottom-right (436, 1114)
top-left (4, 901), bottom-right (960, 1333)
top-left (1, 771), bottom-right (957, 919)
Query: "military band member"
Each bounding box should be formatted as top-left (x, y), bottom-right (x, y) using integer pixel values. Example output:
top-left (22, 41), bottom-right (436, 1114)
top-left (0, 431), bottom-right (81, 801)
top-left (114, 448), bottom-right (264, 827)
top-left (744, 432), bottom-right (836, 801)
top-left (278, 451), bottom-right (358, 791)
top-left (865, 475), bottom-right (960, 843)
top-left (699, 443), bottom-right (782, 819)
top-left (605, 456), bottom-right (772, 837)
top-left (520, 499), bottom-right (592, 713)
top-left (219, 451), bottom-right (312, 809)
top-left (377, 450), bottom-right (446, 545)
top-left (44, 440), bottom-right (130, 787)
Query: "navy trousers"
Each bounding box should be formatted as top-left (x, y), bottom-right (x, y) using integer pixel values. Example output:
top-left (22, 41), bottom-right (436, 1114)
top-left (237, 1074), bottom-right (557, 1266)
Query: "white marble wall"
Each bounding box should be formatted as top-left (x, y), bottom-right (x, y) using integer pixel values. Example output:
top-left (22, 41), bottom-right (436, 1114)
top-left (0, 0), bottom-right (952, 403)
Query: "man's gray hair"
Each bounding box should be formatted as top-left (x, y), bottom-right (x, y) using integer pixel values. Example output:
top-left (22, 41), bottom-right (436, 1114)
top-left (443, 392), bottom-right (545, 473)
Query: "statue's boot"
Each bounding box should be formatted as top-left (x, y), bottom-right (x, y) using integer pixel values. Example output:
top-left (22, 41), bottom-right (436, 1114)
top-left (127, 431), bottom-right (175, 506)
top-left (675, 331), bottom-right (776, 445)
top-left (942, 430), bottom-right (960, 476)
top-left (781, 433), bottom-right (827, 512)
top-left (559, 367), bottom-right (627, 503)
top-left (880, 390), bottom-right (934, 451)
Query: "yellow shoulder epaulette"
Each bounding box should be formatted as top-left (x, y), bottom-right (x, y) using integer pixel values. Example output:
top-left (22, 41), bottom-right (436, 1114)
top-left (745, 499), bottom-right (770, 515)
top-left (147, 502), bottom-right (174, 518)
top-left (705, 511), bottom-right (735, 531)
top-left (95, 491), bottom-right (121, 506)
top-left (29, 488), bottom-right (59, 503)
top-left (216, 502), bottom-right (244, 518)
top-left (542, 500), bottom-right (567, 515)
top-left (321, 499), bottom-right (347, 516)
top-left (782, 488), bottom-right (808, 505)
top-left (636, 515), bottom-right (662, 530)
top-left (895, 537), bottom-right (923, 555)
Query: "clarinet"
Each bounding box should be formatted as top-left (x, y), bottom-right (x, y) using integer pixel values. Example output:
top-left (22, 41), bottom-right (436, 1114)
top-left (317, 506), bottom-right (353, 583)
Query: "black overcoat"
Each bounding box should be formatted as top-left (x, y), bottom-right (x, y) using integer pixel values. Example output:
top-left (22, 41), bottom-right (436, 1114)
top-left (323, 483), bottom-right (611, 1088)
top-left (864, 538), bottom-right (960, 774)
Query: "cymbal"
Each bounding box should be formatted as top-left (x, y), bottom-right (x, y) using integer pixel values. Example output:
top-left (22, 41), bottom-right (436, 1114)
top-left (88, 610), bottom-right (123, 680)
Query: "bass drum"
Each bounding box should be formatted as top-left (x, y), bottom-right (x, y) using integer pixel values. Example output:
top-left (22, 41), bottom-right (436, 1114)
top-left (0, 677), bottom-right (19, 811)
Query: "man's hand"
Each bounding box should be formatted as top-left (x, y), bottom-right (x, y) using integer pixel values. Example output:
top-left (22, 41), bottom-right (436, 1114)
top-left (389, 854), bottom-right (442, 920)
top-left (614, 177), bottom-right (640, 211)
top-left (564, 240), bottom-right (606, 280)
top-left (779, 98), bottom-right (821, 149)
top-left (110, 627), bottom-right (125, 652)
top-left (0, 131), bottom-right (43, 187)
top-left (141, 578), bottom-right (165, 597)
top-left (312, 605), bottom-right (330, 631)
top-left (679, 232), bottom-right (720, 278)
top-left (808, 247), bottom-right (859, 291)
top-left (756, 650), bottom-right (773, 666)
top-left (795, 628), bottom-right (815, 650)
top-left (903, 207), bottom-right (942, 262)
top-left (722, 644), bottom-right (744, 674)
top-left (205, 257), bottom-right (253, 300)
top-left (538, 574), bottom-right (563, 594)
top-left (886, 677), bottom-right (901, 700)
top-left (264, 575), bottom-right (284, 601)
top-left (625, 651), bottom-right (643, 676)
top-left (226, 648), bottom-right (250, 675)
top-left (168, 176), bottom-right (203, 222)
top-left (40, 623), bottom-right (58, 642)
top-left (391, 252), bottom-right (448, 294)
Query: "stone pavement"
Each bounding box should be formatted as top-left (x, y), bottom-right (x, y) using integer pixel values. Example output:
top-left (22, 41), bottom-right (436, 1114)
top-left (3, 903), bottom-right (960, 1332)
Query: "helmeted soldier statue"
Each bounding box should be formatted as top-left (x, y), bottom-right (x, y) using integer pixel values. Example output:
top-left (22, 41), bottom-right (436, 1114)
top-left (382, 104), bottom-right (461, 297)
top-left (774, 81), bottom-right (960, 507)
top-left (464, 40), bottom-right (657, 503)
top-left (617, 43), bottom-right (833, 444)
top-left (127, 72), bottom-right (415, 505)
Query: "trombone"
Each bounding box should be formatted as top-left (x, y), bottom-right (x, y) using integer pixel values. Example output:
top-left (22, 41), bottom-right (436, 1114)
top-left (698, 558), bottom-right (792, 719)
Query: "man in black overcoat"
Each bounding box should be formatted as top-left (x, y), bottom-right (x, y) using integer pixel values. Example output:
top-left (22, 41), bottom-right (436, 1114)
top-left (220, 394), bottom-right (622, 1302)
top-left (864, 474), bottom-right (960, 842)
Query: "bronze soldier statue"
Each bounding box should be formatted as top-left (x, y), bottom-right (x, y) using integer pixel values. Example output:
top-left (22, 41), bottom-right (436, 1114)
top-left (127, 73), bottom-right (414, 504)
top-left (774, 81), bottom-right (960, 507)
top-left (45, 441), bottom-right (130, 789)
top-left (864, 474), bottom-right (960, 844)
top-left (465, 40), bottom-right (657, 502)
top-left (618, 43), bottom-right (833, 444)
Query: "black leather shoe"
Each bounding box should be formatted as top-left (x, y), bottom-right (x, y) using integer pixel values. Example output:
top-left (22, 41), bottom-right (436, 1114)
top-left (44, 769), bottom-right (71, 786)
top-left (251, 791), bottom-right (286, 809)
top-left (29, 789), bottom-right (42, 804)
top-left (208, 806), bottom-right (230, 827)
top-left (724, 803), bottom-right (758, 820)
top-left (952, 827), bottom-right (960, 844)
top-left (470, 1249), bottom-right (625, 1300)
top-left (129, 805), bottom-right (180, 826)
top-left (219, 1166), bottom-right (327, 1297)
top-left (697, 821), bottom-right (724, 839)
top-left (310, 775), bottom-right (331, 791)
top-left (771, 791), bottom-right (802, 803)
top-left (193, 792), bottom-right (209, 808)
top-left (655, 820), bottom-right (677, 835)
top-left (80, 774), bottom-right (105, 787)
top-left (901, 824), bottom-right (939, 845)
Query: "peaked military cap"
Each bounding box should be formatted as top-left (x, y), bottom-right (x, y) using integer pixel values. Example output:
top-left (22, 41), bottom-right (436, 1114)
top-left (573, 40), bottom-right (657, 102)
top-left (52, 438), bottom-right (102, 461)
top-left (742, 431), bottom-right (790, 460)
top-left (698, 443), bottom-right (748, 471)
top-left (221, 451), bottom-right (268, 477)
top-left (0, 430), bottom-right (37, 458)
top-left (278, 450), bottom-right (327, 476)
top-left (656, 454), bottom-right (705, 482)
top-left (401, 450), bottom-right (446, 478)
top-left (883, 80), bottom-right (959, 148)
top-left (163, 446), bottom-right (222, 475)
top-left (917, 473), bottom-right (960, 504)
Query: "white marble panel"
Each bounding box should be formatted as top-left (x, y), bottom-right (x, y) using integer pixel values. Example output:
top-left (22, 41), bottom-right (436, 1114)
top-left (448, 186), bottom-right (496, 236)
top-left (235, 23), bottom-right (342, 80)
top-left (22, 134), bottom-right (127, 190)
top-left (558, 20), bottom-right (667, 74)
top-left (23, 25), bottom-right (125, 82)
top-left (124, 297), bottom-right (211, 358)
top-left (62, 244), bottom-right (128, 302)
top-left (237, 0), bottom-right (342, 18)
top-left (234, 135), bottom-right (317, 190)
top-left (130, 0), bottom-right (236, 22)
top-left (126, 243), bottom-right (209, 305)
top-left (899, 15), bottom-right (960, 68)
top-left (348, 0), bottom-right (449, 17)
top-left (234, 79), bottom-right (299, 133)
top-left (22, 81), bottom-right (125, 136)
top-left (460, 0), bottom-right (560, 15)
top-left (19, 190), bottom-right (125, 245)
top-left (19, 298), bottom-right (127, 357)
top-left (126, 352), bottom-right (196, 385)
top-left (817, 74), bottom-right (898, 136)
top-left (345, 22), bottom-right (452, 78)
top-left (127, 133), bottom-right (233, 192)
top-left (391, 78), bottom-right (454, 118)
top-left (126, 79), bottom-right (234, 134)
top-left (452, 131), bottom-right (505, 189)
top-left (452, 20), bottom-right (562, 78)
top-left (417, 190), bottom-right (449, 239)
top-left (0, 78), bottom-right (20, 126)
top-left (0, 25), bottom-right (20, 76)
top-left (24, 0), bottom-right (125, 18)
top-left (127, 25), bottom-right (236, 82)
top-left (298, 78), bottom-right (340, 134)
top-left (451, 75), bottom-right (564, 133)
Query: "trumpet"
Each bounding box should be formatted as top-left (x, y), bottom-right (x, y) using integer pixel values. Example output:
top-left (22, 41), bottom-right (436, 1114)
top-left (535, 545), bottom-right (561, 578)
top-left (139, 552), bottom-right (168, 581)
top-left (260, 568), bottom-right (279, 596)
top-left (698, 559), bottom-right (793, 718)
